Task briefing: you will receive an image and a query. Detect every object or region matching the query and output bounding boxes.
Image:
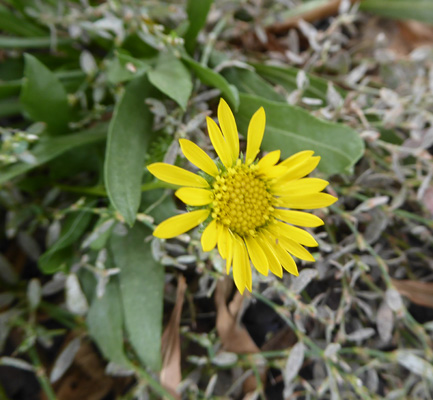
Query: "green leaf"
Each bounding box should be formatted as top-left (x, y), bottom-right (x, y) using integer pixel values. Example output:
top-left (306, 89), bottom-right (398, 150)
top-left (106, 51), bottom-right (152, 85)
top-left (252, 63), bottom-right (345, 101)
top-left (87, 279), bottom-right (128, 366)
top-left (104, 76), bottom-right (154, 226)
top-left (20, 54), bottom-right (70, 134)
top-left (0, 123), bottom-right (107, 185)
top-left (0, 5), bottom-right (46, 36)
top-left (360, 0), bottom-right (433, 25)
top-left (0, 35), bottom-right (72, 48)
top-left (148, 52), bottom-right (193, 110)
top-left (39, 208), bottom-right (94, 273)
top-left (181, 55), bottom-right (239, 109)
top-left (222, 68), bottom-right (284, 102)
top-left (184, 0), bottom-right (213, 53)
top-left (110, 223), bottom-right (164, 371)
top-left (236, 94), bottom-right (364, 175)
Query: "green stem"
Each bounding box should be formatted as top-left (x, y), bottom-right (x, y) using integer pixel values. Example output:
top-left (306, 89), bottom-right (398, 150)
top-left (28, 347), bottom-right (57, 400)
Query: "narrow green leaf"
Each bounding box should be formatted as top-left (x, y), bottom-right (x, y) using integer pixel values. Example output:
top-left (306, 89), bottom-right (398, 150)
top-left (39, 208), bottom-right (94, 273)
top-left (252, 63), bottom-right (345, 101)
top-left (184, 0), bottom-right (213, 53)
top-left (110, 223), bottom-right (164, 371)
top-left (0, 123), bottom-right (107, 185)
top-left (360, 0), bottom-right (433, 25)
top-left (236, 94), bottom-right (364, 175)
top-left (20, 54), bottom-right (70, 134)
top-left (0, 35), bottom-right (72, 48)
top-left (0, 5), bottom-right (46, 36)
top-left (104, 76), bottom-right (154, 226)
top-left (222, 68), bottom-right (284, 102)
top-left (87, 279), bottom-right (128, 366)
top-left (148, 52), bottom-right (193, 110)
top-left (182, 55), bottom-right (239, 109)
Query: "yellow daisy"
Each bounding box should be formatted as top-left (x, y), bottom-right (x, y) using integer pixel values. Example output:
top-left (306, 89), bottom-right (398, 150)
top-left (147, 98), bottom-right (337, 294)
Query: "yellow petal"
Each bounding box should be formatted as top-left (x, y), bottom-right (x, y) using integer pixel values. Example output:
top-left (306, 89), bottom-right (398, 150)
top-left (245, 107), bottom-right (266, 165)
top-left (270, 221), bottom-right (318, 247)
top-left (279, 193), bottom-right (338, 209)
top-left (201, 219), bottom-right (218, 251)
top-left (257, 235), bottom-right (282, 278)
top-left (260, 165), bottom-right (288, 179)
top-left (217, 223), bottom-right (228, 259)
top-left (274, 209), bottom-right (324, 227)
top-left (257, 150), bottom-right (281, 172)
top-left (278, 236), bottom-right (315, 262)
top-left (226, 230), bottom-right (234, 274)
top-left (206, 117), bottom-right (232, 168)
top-left (148, 163), bottom-right (209, 188)
top-left (218, 98), bottom-right (239, 162)
top-left (233, 237), bottom-right (248, 294)
top-left (280, 150), bottom-right (314, 168)
top-left (153, 209), bottom-right (210, 238)
top-left (269, 241), bottom-right (299, 276)
top-left (273, 178), bottom-right (329, 196)
top-left (245, 236), bottom-right (269, 276)
top-left (274, 154), bottom-right (321, 185)
top-left (175, 187), bottom-right (213, 206)
top-left (179, 139), bottom-right (219, 177)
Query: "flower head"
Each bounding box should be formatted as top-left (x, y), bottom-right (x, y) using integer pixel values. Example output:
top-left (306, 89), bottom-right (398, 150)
top-left (147, 99), bottom-right (337, 293)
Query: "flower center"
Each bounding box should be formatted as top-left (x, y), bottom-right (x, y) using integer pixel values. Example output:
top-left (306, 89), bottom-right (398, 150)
top-left (211, 163), bottom-right (274, 237)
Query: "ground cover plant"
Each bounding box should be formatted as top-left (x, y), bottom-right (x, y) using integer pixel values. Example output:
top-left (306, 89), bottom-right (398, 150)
top-left (1, 0), bottom-right (433, 399)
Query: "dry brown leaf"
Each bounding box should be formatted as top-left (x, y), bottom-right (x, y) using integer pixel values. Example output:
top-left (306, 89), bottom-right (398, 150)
top-left (422, 187), bottom-right (433, 216)
top-left (392, 279), bottom-right (433, 309)
top-left (215, 278), bottom-right (260, 354)
top-left (46, 340), bottom-right (120, 400)
top-left (160, 275), bottom-right (187, 399)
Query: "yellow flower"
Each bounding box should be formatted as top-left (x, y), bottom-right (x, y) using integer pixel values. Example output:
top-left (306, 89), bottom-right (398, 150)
top-left (147, 98), bottom-right (337, 294)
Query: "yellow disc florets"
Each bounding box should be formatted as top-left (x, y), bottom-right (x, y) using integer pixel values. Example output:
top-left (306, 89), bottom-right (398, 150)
top-left (211, 162), bottom-right (274, 237)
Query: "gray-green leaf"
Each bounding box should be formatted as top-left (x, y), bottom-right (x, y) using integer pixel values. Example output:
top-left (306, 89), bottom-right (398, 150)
top-left (20, 54), bottom-right (70, 134)
top-left (104, 76), bottom-right (154, 226)
top-left (110, 223), bottom-right (164, 372)
top-left (87, 279), bottom-right (128, 367)
top-left (148, 52), bottom-right (192, 110)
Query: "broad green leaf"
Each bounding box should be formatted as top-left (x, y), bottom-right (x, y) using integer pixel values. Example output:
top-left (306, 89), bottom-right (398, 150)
top-left (0, 123), bottom-right (107, 185)
top-left (360, 0), bottom-right (433, 25)
top-left (236, 94), bottom-right (364, 175)
top-left (39, 208), bottom-right (94, 273)
top-left (20, 54), bottom-right (70, 134)
top-left (223, 68), bottom-right (284, 102)
top-left (184, 0), bottom-right (213, 53)
top-left (110, 223), bottom-right (164, 371)
top-left (87, 279), bottom-right (128, 366)
top-left (182, 55), bottom-right (239, 109)
top-left (252, 63), bottom-right (345, 101)
top-left (106, 52), bottom-right (151, 85)
top-left (104, 76), bottom-right (154, 226)
top-left (148, 52), bottom-right (192, 110)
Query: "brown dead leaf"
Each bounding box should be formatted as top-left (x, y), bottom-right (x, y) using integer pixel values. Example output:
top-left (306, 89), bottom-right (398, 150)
top-left (215, 278), bottom-right (260, 354)
top-left (46, 340), bottom-right (124, 400)
top-left (392, 279), bottom-right (433, 309)
top-left (160, 275), bottom-right (187, 399)
top-left (215, 278), bottom-right (263, 396)
top-left (422, 187), bottom-right (433, 216)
